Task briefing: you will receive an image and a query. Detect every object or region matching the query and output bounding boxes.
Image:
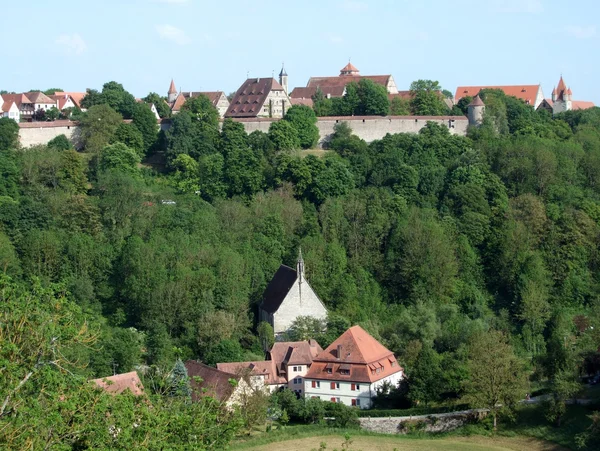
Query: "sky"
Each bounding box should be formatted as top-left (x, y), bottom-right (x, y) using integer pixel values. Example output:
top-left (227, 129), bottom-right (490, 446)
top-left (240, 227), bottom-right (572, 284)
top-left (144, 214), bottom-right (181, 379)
top-left (1, 0), bottom-right (599, 104)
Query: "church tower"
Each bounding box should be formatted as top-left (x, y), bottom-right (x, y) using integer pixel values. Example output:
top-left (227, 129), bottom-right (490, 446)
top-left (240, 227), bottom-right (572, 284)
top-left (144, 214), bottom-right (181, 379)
top-left (279, 64), bottom-right (288, 95)
top-left (168, 79), bottom-right (178, 104)
top-left (552, 76), bottom-right (572, 115)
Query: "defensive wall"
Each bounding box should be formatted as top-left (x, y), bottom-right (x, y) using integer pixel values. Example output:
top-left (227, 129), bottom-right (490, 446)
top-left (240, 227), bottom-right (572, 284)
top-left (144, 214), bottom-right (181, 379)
top-left (18, 115), bottom-right (469, 149)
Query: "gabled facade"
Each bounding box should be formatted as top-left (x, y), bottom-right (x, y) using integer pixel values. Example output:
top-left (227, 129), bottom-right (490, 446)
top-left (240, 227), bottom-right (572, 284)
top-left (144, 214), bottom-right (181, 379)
top-left (167, 80), bottom-right (230, 117)
top-left (1, 97), bottom-right (20, 122)
top-left (259, 251), bottom-right (328, 338)
top-left (303, 325), bottom-right (403, 409)
top-left (268, 339), bottom-right (323, 395)
top-left (185, 360), bottom-right (254, 408)
top-left (302, 62), bottom-right (399, 95)
top-left (216, 360), bottom-right (286, 393)
top-left (54, 92), bottom-right (87, 110)
top-left (226, 77), bottom-right (291, 119)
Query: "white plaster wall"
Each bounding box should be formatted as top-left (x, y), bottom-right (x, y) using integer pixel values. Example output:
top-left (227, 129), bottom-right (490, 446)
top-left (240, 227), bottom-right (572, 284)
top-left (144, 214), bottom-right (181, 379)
top-left (273, 274), bottom-right (328, 335)
top-left (304, 370), bottom-right (403, 409)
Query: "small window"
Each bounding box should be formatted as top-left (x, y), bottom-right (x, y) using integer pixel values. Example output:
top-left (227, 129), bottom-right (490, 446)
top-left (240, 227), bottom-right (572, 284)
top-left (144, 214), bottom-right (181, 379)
top-left (356, 399), bottom-right (361, 407)
top-left (316, 381), bottom-right (320, 388)
top-left (351, 399), bottom-right (357, 406)
top-left (356, 384), bottom-right (360, 390)
top-left (311, 380), bottom-right (316, 388)
top-left (330, 382), bottom-right (336, 390)
top-left (326, 368), bottom-right (332, 374)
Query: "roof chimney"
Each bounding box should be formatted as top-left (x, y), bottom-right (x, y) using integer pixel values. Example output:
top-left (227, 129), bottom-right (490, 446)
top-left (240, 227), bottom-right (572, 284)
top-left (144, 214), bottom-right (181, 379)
top-left (337, 345), bottom-right (343, 359)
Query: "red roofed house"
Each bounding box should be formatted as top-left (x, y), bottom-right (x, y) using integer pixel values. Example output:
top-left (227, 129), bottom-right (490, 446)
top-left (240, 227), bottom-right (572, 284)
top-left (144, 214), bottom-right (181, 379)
top-left (91, 371), bottom-right (145, 396)
top-left (455, 84), bottom-right (545, 109)
top-left (290, 62), bottom-right (399, 107)
top-left (268, 339), bottom-right (323, 395)
top-left (226, 77), bottom-right (291, 119)
top-left (216, 359), bottom-right (286, 393)
top-left (1, 96), bottom-right (20, 122)
top-left (167, 79), bottom-right (230, 118)
top-left (304, 325), bottom-right (403, 409)
top-left (547, 75), bottom-right (595, 115)
top-left (185, 360), bottom-right (254, 408)
top-left (1, 92), bottom-right (57, 120)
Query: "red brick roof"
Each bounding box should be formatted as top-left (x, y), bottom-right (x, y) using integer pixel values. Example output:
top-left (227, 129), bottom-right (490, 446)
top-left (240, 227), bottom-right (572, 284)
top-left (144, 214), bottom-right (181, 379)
top-left (305, 325), bottom-right (402, 383)
top-left (340, 62), bottom-right (360, 75)
top-left (290, 86), bottom-right (346, 99)
top-left (226, 78), bottom-right (285, 118)
top-left (291, 98), bottom-right (314, 107)
top-left (185, 360), bottom-right (240, 402)
top-left (91, 371), bottom-right (145, 396)
top-left (455, 85), bottom-right (541, 106)
top-left (216, 360), bottom-right (286, 385)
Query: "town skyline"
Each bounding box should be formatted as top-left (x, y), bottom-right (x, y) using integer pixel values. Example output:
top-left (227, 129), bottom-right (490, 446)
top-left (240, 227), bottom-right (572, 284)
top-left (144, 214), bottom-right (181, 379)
top-left (1, 0), bottom-right (598, 103)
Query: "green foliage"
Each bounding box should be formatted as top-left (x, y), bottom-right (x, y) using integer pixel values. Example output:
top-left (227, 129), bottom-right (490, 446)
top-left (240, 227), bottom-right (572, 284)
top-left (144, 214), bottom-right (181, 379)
top-left (258, 321), bottom-right (275, 352)
top-left (81, 81), bottom-right (137, 119)
top-left (0, 117), bottom-right (19, 151)
top-left (79, 104), bottom-right (123, 153)
top-left (132, 102), bottom-right (159, 154)
top-left (284, 105), bottom-right (320, 149)
top-left (143, 92), bottom-right (171, 118)
top-left (99, 143), bottom-right (141, 176)
top-left (269, 120), bottom-right (301, 150)
top-left (47, 133), bottom-right (73, 151)
top-left (409, 80), bottom-right (450, 116)
top-left (112, 122), bottom-right (144, 155)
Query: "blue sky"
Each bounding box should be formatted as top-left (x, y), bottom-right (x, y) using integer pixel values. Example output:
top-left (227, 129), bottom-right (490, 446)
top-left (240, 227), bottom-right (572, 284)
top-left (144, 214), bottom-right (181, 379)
top-left (1, 0), bottom-right (598, 103)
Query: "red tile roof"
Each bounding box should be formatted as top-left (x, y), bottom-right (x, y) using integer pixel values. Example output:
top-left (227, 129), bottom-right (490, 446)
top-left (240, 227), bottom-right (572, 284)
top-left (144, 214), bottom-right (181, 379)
top-left (455, 85), bottom-right (541, 106)
top-left (26, 92), bottom-right (55, 104)
top-left (388, 91), bottom-right (412, 101)
top-left (170, 91), bottom-right (227, 112)
top-left (50, 94), bottom-right (73, 110)
top-left (91, 371), bottom-right (145, 396)
top-left (340, 62), bottom-right (360, 75)
top-left (572, 100), bottom-right (595, 110)
top-left (185, 360), bottom-right (240, 402)
top-left (307, 75), bottom-right (392, 90)
top-left (305, 325), bottom-right (402, 383)
top-left (269, 340), bottom-right (323, 368)
top-left (291, 98), bottom-right (314, 107)
top-left (54, 92), bottom-right (86, 109)
top-left (289, 86), bottom-right (346, 99)
top-left (226, 78), bottom-right (285, 118)
top-left (216, 360), bottom-right (286, 385)
top-left (469, 95), bottom-right (485, 107)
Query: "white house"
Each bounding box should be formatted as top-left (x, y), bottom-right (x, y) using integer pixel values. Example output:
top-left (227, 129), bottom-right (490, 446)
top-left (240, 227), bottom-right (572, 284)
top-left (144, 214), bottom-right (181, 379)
top-left (268, 340), bottom-right (323, 395)
top-left (303, 325), bottom-right (403, 409)
top-left (1, 97), bottom-right (20, 122)
top-left (216, 360), bottom-right (286, 393)
top-left (258, 251), bottom-right (328, 338)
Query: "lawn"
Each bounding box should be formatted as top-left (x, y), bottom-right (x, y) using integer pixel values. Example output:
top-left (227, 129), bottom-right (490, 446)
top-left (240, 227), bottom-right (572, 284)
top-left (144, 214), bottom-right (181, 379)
top-left (231, 433), bottom-right (567, 451)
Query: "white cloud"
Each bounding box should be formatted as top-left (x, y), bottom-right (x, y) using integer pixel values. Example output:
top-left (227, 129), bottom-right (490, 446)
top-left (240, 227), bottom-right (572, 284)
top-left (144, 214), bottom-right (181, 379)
top-left (493, 0), bottom-right (543, 13)
top-left (341, 0), bottom-right (368, 12)
top-left (565, 25), bottom-right (597, 39)
top-left (156, 24), bottom-right (190, 45)
top-left (55, 33), bottom-right (87, 55)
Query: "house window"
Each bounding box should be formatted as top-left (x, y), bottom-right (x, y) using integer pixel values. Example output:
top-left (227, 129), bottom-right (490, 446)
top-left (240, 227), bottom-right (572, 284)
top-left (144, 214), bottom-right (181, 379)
top-left (340, 369), bottom-right (350, 375)
top-left (293, 377), bottom-right (302, 384)
top-left (326, 368), bottom-right (332, 374)
top-left (356, 399), bottom-right (361, 407)
top-left (311, 380), bottom-right (320, 389)
top-left (391, 362), bottom-right (396, 367)
top-left (351, 399), bottom-right (357, 406)
top-left (356, 384), bottom-right (360, 390)
top-left (330, 382), bottom-right (335, 390)
top-left (331, 397), bottom-right (336, 403)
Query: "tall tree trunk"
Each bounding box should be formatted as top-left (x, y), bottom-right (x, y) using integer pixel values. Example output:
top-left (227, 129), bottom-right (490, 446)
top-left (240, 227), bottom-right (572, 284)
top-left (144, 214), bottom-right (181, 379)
top-left (493, 412), bottom-right (497, 431)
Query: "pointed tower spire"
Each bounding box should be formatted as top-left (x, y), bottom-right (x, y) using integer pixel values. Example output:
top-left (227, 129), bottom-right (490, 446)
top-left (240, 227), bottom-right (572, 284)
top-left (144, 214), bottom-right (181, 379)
top-left (168, 79), bottom-right (178, 103)
top-left (297, 247), bottom-right (304, 280)
top-left (279, 62), bottom-right (288, 95)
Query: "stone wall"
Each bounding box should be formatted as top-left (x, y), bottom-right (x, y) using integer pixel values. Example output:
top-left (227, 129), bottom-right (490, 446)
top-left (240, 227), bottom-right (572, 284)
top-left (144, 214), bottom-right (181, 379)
top-left (19, 115), bottom-right (469, 149)
top-left (359, 409), bottom-right (487, 435)
top-left (18, 121), bottom-right (81, 148)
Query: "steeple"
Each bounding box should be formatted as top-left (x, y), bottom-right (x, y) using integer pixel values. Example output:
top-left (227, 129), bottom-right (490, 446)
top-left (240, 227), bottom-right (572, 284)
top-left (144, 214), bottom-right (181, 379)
top-left (340, 60), bottom-right (360, 76)
top-left (279, 63), bottom-right (288, 95)
top-left (168, 79), bottom-right (178, 103)
top-left (297, 247), bottom-right (304, 280)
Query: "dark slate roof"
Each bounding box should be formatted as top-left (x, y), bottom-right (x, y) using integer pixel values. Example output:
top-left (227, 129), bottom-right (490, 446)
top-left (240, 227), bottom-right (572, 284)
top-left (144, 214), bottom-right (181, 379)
top-left (260, 265), bottom-right (297, 314)
top-left (226, 77), bottom-right (285, 118)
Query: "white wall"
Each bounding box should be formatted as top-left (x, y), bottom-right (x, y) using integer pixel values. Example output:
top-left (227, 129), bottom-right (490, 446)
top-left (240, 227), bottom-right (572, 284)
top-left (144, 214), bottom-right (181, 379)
top-left (273, 274), bottom-right (327, 335)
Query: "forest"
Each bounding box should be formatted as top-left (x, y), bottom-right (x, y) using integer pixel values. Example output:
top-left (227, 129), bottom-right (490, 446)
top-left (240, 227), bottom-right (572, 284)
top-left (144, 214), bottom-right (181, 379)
top-left (1, 80), bottom-right (600, 448)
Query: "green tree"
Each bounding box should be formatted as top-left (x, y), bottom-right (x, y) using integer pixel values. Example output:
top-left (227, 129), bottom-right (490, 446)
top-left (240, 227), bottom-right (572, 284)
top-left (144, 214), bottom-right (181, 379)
top-left (356, 78), bottom-right (390, 116)
top-left (143, 92), bottom-right (171, 118)
top-left (79, 104), bottom-right (123, 153)
top-left (169, 358), bottom-right (192, 398)
top-left (462, 329), bottom-right (527, 430)
top-left (171, 153), bottom-right (200, 194)
top-left (99, 143), bottom-right (141, 176)
top-left (111, 122), bottom-right (144, 155)
top-left (0, 117), bottom-right (19, 151)
top-left (132, 102), bottom-right (158, 154)
top-left (257, 321), bottom-right (275, 353)
top-left (408, 346), bottom-right (443, 406)
top-left (390, 96), bottom-right (411, 115)
top-left (409, 80), bottom-right (449, 116)
top-left (82, 81), bottom-right (137, 119)
top-left (283, 105), bottom-right (320, 149)
top-left (268, 120), bottom-right (301, 150)
top-left (47, 134), bottom-right (73, 151)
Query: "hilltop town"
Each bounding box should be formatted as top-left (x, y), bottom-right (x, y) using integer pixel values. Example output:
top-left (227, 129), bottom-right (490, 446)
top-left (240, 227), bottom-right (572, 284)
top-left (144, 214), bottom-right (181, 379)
top-left (2, 58), bottom-right (600, 450)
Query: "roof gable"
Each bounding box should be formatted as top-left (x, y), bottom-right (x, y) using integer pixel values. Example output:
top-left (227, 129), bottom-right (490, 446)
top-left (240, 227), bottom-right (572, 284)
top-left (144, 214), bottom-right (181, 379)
top-left (269, 340), bottom-right (323, 366)
top-left (455, 85), bottom-right (541, 106)
top-left (226, 78), bottom-right (284, 118)
top-left (185, 360), bottom-right (239, 402)
top-left (260, 265), bottom-right (297, 314)
top-left (91, 371), bottom-right (144, 395)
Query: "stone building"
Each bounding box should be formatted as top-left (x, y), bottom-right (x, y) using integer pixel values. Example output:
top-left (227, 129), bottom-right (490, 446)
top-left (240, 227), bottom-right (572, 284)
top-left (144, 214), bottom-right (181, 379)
top-left (258, 251), bottom-right (328, 338)
top-left (289, 62), bottom-right (399, 107)
top-left (467, 95), bottom-right (485, 126)
top-left (542, 75), bottom-right (595, 115)
top-left (167, 79), bottom-right (230, 117)
top-left (303, 325), bottom-right (403, 409)
top-left (226, 77), bottom-right (291, 119)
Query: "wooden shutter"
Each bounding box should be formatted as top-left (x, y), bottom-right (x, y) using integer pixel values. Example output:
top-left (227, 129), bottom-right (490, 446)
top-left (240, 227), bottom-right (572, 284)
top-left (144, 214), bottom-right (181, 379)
top-left (330, 382), bottom-right (336, 389)
top-left (311, 381), bottom-right (316, 388)
top-left (351, 399), bottom-right (356, 406)
top-left (351, 383), bottom-right (356, 391)
top-left (330, 397), bottom-right (336, 403)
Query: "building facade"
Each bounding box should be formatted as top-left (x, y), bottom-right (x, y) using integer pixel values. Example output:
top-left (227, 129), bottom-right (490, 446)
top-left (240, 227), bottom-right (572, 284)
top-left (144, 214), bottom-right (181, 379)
top-left (226, 77), bottom-right (291, 119)
top-left (268, 340), bottom-right (323, 395)
top-left (258, 251), bottom-right (328, 338)
top-left (548, 75), bottom-right (595, 114)
top-left (303, 325), bottom-right (403, 409)
top-left (455, 84), bottom-right (545, 109)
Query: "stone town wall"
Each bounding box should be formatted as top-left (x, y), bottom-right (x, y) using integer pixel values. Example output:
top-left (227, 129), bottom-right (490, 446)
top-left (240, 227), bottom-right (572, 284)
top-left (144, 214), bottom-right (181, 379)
top-left (19, 116), bottom-right (469, 149)
top-left (359, 409), bottom-right (487, 434)
top-left (18, 121), bottom-right (81, 148)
